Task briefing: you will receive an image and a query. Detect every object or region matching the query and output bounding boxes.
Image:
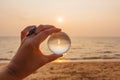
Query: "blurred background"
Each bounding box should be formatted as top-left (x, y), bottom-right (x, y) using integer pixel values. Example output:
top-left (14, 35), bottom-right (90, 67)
top-left (0, 0), bottom-right (120, 37)
top-left (0, 0), bottom-right (120, 61)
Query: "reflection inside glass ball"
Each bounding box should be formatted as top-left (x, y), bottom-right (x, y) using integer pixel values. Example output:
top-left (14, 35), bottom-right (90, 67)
top-left (47, 32), bottom-right (71, 55)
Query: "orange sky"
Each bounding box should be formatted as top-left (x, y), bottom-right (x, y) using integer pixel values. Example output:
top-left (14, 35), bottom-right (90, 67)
top-left (0, 0), bottom-right (120, 37)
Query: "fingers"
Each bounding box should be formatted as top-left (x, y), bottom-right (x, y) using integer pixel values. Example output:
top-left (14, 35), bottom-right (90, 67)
top-left (35, 25), bottom-right (55, 34)
top-left (21, 25), bottom-right (36, 41)
top-left (34, 27), bottom-right (61, 46)
top-left (46, 54), bottom-right (63, 62)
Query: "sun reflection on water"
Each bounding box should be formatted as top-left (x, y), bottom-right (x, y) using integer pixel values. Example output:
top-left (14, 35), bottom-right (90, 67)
top-left (54, 59), bottom-right (70, 63)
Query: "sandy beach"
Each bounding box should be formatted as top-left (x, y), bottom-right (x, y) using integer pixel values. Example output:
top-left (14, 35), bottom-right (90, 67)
top-left (0, 61), bottom-right (120, 80)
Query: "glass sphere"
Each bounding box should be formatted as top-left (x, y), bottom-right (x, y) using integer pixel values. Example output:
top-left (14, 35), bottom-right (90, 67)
top-left (47, 32), bottom-right (71, 55)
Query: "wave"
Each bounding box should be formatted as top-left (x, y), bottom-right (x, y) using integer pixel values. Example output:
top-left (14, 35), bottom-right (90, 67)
top-left (0, 58), bottom-right (10, 61)
top-left (60, 56), bottom-right (120, 60)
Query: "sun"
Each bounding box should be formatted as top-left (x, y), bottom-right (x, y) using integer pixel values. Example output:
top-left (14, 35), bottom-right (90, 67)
top-left (57, 17), bottom-right (63, 23)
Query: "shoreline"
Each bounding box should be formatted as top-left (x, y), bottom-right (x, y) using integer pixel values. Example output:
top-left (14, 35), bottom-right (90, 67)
top-left (1, 59), bottom-right (120, 64)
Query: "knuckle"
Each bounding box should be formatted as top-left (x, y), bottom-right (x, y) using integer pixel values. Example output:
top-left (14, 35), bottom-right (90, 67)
top-left (37, 25), bottom-right (45, 31)
top-left (21, 31), bottom-right (25, 35)
top-left (39, 25), bottom-right (44, 28)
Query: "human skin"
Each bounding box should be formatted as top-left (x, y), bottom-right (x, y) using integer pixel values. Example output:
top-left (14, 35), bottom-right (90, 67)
top-left (0, 25), bottom-right (62, 80)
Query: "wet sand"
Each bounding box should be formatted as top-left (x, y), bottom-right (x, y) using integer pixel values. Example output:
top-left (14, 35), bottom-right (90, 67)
top-left (0, 61), bottom-right (120, 80)
top-left (25, 61), bottom-right (120, 80)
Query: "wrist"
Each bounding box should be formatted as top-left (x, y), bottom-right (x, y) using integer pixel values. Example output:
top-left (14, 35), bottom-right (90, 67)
top-left (6, 59), bottom-right (36, 80)
top-left (0, 64), bottom-right (21, 80)
top-left (5, 63), bottom-right (21, 80)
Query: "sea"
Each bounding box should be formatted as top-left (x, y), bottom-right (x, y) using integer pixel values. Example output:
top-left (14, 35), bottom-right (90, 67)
top-left (0, 36), bottom-right (120, 62)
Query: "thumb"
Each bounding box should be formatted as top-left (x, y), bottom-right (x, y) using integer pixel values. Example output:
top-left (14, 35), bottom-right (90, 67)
top-left (46, 54), bottom-right (63, 62)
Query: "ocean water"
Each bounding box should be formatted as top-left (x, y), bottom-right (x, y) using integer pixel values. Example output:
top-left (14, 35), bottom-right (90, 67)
top-left (0, 36), bottom-right (120, 62)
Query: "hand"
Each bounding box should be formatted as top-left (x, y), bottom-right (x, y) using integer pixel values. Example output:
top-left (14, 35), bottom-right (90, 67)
top-left (0, 25), bottom-right (62, 80)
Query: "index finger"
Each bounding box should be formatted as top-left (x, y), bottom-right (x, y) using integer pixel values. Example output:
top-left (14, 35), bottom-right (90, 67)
top-left (33, 27), bottom-right (61, 47)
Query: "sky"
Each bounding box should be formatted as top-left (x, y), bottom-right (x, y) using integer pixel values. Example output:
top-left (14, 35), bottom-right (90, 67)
top-left (0, 0), bottom-right (120, 37)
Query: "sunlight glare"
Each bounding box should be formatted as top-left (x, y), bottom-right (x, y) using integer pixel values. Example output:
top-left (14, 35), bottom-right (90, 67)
top-left (57, 17), bottom-right (63, 23)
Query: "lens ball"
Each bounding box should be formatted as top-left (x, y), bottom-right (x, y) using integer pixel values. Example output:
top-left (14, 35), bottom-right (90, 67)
top-left (47, 32), bottom-right (71, 55)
